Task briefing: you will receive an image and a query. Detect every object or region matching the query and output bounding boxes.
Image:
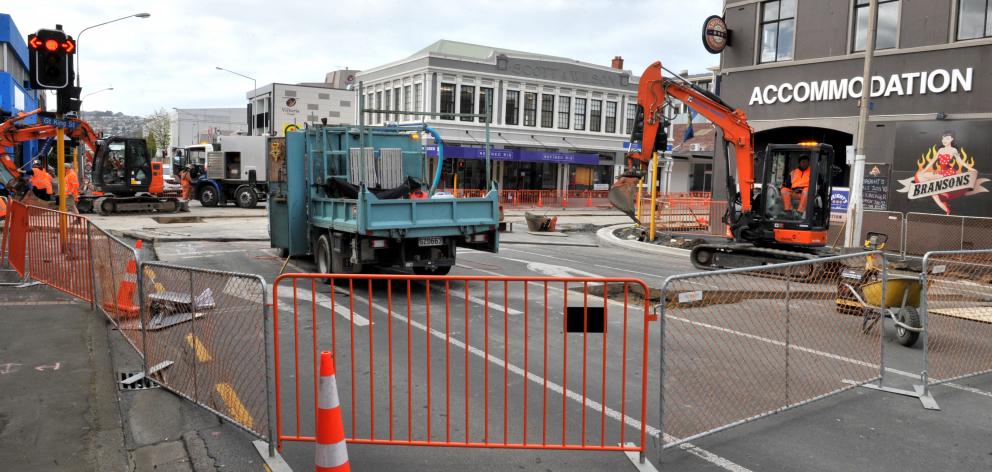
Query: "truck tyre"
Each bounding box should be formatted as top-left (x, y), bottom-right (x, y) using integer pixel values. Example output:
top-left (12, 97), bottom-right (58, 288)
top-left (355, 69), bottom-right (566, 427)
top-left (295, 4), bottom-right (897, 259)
top-left (315, 234), bottom-right (332, 275)
top-left (199, 185), bottom-right (220, 207)
top-left (413, 266), bottom-right (451, 276)
top-left (235, 186), bottom-right (257, 209)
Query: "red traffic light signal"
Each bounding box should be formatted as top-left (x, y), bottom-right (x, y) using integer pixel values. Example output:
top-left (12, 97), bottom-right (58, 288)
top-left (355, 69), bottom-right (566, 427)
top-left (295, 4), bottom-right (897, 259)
top-left (28, 28), bottom-right (75, 90)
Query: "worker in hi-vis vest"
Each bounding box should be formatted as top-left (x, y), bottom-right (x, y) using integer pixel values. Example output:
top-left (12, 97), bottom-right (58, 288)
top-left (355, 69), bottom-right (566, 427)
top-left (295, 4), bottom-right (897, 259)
top-left (781, 154), bottom-right (810, 215)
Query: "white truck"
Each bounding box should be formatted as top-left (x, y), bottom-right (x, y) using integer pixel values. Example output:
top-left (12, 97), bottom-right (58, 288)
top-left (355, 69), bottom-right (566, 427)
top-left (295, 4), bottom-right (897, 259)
top-left (176, 136), bottom-right (268, 208)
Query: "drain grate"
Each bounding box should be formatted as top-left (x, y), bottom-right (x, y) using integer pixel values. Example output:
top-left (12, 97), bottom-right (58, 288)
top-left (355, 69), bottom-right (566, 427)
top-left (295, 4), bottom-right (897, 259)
top-left (118, 372), bottom-right (159, 391)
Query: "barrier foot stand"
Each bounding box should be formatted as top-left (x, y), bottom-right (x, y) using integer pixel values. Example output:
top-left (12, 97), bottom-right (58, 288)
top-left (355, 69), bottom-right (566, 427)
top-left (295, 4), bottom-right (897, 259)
top-left (252, 440), bottom-right (293, 472)
top-left (860, 381), bottom-right (940, 410)
top-left (120, 360), bottom-right (174, 386)
top-left (622, 443), bottom-right (658, 472)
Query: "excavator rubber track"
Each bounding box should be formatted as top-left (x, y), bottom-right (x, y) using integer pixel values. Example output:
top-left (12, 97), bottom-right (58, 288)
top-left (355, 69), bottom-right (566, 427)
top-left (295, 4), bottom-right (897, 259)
top-left (690, 243), bottom-right (841, 282)
top-left (79, 195), bottom-right (183, 215)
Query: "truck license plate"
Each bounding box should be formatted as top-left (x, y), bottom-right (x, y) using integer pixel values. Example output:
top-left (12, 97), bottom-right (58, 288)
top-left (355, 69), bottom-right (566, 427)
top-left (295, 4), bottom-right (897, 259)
top-left (418, 237), bottom-right (444, 247)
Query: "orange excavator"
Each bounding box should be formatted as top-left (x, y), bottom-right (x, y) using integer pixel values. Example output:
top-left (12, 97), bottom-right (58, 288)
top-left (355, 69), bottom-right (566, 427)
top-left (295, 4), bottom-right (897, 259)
top-left (610, 61), bottom-right (836, 270)
top-left (0, 108), bottom-right (181, 214)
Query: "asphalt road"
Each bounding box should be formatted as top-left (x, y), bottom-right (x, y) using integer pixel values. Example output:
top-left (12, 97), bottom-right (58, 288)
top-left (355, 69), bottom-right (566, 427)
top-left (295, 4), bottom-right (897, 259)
top-left (155, 238), bottom-right (992, 472)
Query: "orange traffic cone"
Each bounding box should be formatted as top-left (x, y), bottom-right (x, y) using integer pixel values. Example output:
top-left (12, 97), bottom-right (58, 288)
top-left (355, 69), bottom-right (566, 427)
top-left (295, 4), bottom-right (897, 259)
top-left (316, 351), bottom-right (350, 472)
top-left (106, 239), bottom-right (141, 319)
top-left (586, 193), bottom-right (593, 208)
top-left (537, 192), bottom-right (543, 208)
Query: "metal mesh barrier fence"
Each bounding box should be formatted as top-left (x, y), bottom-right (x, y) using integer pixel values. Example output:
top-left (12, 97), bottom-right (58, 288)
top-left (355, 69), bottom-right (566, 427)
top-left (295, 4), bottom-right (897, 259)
top-left (905, 213), bottom-right (992, 256)
top-left (921, 250), bottom-right (992, 385)
top-left (659, 253), bottom-right (883, 449)
top-left (138, 262), bottom-right (271, 440)
top-left (88, 224), bottom-right (144, 352)
top-left (272, 274), bottom-right (653, 458)
top-left (827, 211), bottom-right (905, 252)
top-left (23, 205), bottom-right (93, 301)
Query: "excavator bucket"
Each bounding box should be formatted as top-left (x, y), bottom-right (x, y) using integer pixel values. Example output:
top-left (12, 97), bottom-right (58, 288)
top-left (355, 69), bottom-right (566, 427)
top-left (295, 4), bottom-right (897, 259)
top-left (608, 175), bottom-right (642, 224)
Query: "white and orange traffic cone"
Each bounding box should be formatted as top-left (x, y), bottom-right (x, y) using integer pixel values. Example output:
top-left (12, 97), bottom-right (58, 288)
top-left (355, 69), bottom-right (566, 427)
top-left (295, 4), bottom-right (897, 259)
top-left (105, 239), bottom-right (141, 319)
top-left (316, 351), bottom-right (349, 472)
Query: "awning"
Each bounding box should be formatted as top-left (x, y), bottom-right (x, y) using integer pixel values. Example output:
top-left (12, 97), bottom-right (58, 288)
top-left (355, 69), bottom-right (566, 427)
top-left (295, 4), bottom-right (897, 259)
top-left (425, 145), bottom-right (600, 166)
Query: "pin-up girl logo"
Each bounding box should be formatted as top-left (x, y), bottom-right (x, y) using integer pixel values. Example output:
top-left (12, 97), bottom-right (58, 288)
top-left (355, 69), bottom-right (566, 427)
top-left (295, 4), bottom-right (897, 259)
top-left (899, 130), bottom-right (989, 214)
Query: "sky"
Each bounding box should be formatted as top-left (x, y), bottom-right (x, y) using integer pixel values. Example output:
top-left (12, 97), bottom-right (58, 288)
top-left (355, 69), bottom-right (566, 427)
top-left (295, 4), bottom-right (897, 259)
top-left (8, 0), bottom-right (723, 117)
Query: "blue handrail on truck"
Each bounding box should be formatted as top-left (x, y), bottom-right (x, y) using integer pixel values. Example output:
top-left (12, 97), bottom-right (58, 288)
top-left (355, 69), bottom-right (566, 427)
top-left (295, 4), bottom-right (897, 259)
top-left (267, 124), bottom-right (499, 275)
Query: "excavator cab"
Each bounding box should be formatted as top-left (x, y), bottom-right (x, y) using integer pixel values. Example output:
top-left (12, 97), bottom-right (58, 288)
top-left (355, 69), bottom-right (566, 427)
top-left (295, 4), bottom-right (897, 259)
top-left (754, 143), bottom-right (834, 246)
top-left (92, 137), bottom-right (152, 197)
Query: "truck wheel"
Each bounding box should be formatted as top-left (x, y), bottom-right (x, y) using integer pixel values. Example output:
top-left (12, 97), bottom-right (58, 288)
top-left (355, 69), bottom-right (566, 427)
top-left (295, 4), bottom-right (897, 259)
top-left (235, 186), bottom-right (257, 209)
top-left (199, 186), bottom-right (219, 207)
top-left (413, 266), bottom-right (451, 276)
top-left (315, 234), bottom-right (332, 275)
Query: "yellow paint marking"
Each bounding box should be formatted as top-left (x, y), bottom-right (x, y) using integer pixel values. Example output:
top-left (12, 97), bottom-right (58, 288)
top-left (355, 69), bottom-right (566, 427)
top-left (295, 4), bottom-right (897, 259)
top-left (185, 334), bottom-right (213, 362)
top-left (216, 383), bottom-right (254, 429)
top-left (143, 266), bottom-right (166, 294)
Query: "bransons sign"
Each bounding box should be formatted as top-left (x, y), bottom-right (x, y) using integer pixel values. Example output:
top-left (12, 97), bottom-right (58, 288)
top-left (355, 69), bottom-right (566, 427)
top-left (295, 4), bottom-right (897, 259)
top-left (896, 130), bottom-right (990, 214)
top-left (748, 68), bottom-right (973, 106)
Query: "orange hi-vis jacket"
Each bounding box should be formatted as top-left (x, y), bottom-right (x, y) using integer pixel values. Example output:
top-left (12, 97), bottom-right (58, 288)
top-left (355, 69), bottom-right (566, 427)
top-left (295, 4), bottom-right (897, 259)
top-left (66, 169), bottom-right (80, 198)
top-left (31, 169), bottom-right (53, 195)
top-left (788, 167), bottom-right (810, 190)
top-left (0, 196), bottom-right (7, 218)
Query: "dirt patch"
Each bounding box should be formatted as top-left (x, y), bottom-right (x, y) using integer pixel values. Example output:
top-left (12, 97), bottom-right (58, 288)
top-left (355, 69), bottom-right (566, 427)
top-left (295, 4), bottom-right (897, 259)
top-left (151, 216), bottom-right (204, 224)
top-left (613, 225), bottom-right (717, 249)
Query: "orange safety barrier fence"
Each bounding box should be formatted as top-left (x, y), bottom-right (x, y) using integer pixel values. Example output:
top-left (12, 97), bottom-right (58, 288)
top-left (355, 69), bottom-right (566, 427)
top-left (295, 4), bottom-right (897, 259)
top-left (272, 274), bottom-right (654, 460)
top-left (24, 204), bottom-right (93, 301)
top-left (2, 199), bottom-right (28, 278)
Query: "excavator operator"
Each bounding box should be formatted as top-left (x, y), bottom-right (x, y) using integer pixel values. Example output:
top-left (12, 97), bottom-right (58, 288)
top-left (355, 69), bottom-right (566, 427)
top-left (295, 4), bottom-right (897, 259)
top-left (781, 154), bottom-right (810, 216)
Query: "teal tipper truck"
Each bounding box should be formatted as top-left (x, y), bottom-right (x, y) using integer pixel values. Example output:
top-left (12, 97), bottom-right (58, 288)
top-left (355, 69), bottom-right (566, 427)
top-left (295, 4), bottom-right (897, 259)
top-left (267, 125), bottom-right (499, 275)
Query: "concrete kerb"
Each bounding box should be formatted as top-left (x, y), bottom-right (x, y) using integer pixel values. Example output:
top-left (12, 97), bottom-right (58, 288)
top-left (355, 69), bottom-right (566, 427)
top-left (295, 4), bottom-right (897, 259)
top-left (596, 224), bottom-right (692, 258)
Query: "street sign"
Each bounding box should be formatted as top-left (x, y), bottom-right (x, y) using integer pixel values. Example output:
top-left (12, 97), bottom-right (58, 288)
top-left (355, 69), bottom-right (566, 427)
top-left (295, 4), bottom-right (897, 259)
top-left (623, 141), bottom-right (642, 152)
top-left (40, 115), bottom-right (79, 129)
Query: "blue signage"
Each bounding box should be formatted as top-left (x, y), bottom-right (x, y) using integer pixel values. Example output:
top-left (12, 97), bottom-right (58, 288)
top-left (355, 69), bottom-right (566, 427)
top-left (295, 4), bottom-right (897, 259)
top-left (425, 145), bottom-right (600, 166)
top-left (623, 141), bottom-right (641, 152)
top-left (40, 116), bottom-right (79, 129)
top-left (831, 187), bottom-right (850, 212)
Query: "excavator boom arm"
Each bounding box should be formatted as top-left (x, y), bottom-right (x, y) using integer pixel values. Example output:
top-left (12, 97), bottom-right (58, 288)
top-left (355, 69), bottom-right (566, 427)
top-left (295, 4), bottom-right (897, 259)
top-left (0, 108), bottom-right (100, 180)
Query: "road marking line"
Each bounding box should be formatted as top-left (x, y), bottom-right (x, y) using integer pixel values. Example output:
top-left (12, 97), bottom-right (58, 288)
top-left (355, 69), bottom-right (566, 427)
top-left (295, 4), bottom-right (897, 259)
top-left (944, 382), bottom-right (992, 398)
top-left (278, 288), bottom-right (370, 327)
top-left (502, 247), bottom-right (674, 280)
top-left (185, 334), bottom-right (213, 362)
top-left (340, 290), bottom-right (750, 472)
top-left (216, 383), bottom-right (254, 429)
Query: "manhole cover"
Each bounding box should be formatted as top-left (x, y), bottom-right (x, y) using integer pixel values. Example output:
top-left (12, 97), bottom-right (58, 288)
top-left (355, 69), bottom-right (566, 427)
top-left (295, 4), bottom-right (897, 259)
top-left (118, 372), bottom-right (159, 391)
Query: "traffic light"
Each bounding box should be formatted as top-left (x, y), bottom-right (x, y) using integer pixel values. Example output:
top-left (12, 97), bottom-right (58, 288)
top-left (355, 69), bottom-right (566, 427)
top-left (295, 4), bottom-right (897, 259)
top-left (441, 158), bottom-right (454, 175)
top-left (28, 28), bottom-right (75, 90)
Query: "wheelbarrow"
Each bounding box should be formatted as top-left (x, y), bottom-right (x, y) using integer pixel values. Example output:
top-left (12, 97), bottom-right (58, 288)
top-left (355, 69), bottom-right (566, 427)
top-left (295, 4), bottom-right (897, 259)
top-left (835, 232), bottom-right (924, 347)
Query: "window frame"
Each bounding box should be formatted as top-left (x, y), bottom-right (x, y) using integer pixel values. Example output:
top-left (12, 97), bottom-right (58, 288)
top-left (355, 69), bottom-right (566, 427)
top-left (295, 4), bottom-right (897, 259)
top-left (852, 0), bottom-right (901, 52)
top-left (403, 85), bottom-right (412, 121)
top-left (573, 97), bottom-right (587, 131)
top-left (384, 89), bottom-right (392, 122)
top-left (479, 87), bottom-right (494, 123)
top-left (604, 101), bottom-right (618, 134)
top-left (439, 83), bottom-right (456, 121)
top-left (414, 83), bottom-right (423, 113)
top-left (557, 96), bottom-right (571, 130)
top-left (956, 0), bottom-right (992, 40)
top-left (758, 0), bottom-right (797, 63)
top-left (540, 94), bottom-right (555, 128)
top-left (589, 99), bottom-right (602, 133)
top-left (625, 103), bottom-right (638, 135)
top-left (505, 90), bottom-right (520, 126)
top-left (523, 92), bottom-right (537, 127)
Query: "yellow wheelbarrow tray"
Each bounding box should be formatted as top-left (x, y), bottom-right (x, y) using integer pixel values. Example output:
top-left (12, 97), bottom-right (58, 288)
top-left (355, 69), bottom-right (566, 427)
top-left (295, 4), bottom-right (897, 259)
top-left (838, 275), bottom-right (924, 347)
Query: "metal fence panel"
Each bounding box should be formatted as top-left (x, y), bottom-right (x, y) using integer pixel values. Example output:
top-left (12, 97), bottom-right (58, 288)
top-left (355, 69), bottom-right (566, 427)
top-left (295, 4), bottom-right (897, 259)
top-left (88, 223), bottom-right (144, 352)
top-left (139, 262), bottom-right (271, 440)
top-left (23, 205), bottom-right (93, 301)
top-left (272, 274), bottom-right (653, 458)
top-left (659, 253), bottom-right (883, 449)
top-left (920, 250), bottom-right (992, 385)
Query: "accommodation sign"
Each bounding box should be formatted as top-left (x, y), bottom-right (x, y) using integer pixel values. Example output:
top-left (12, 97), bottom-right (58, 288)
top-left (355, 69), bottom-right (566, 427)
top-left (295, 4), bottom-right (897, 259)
top-left (749, 68), bottom-right (973, 106)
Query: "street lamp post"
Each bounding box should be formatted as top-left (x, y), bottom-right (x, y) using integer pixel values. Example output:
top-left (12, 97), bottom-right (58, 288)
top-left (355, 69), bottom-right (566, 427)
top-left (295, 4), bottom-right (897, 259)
top-left (75, 13), bottom-right (150, 88)
top-left (215, 66), bottom-right (258, 135)
top-left (81, 86), bottom-right (113, 100)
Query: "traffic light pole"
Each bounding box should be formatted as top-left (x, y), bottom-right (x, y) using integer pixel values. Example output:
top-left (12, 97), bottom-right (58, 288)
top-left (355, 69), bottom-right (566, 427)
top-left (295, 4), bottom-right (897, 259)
top-left (57, 113), bottom-right (68, 243)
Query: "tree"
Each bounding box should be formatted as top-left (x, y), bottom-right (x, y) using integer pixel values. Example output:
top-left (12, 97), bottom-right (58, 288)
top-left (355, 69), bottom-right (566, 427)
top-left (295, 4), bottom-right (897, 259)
top-left (143, 108), bottom-right (171, 158)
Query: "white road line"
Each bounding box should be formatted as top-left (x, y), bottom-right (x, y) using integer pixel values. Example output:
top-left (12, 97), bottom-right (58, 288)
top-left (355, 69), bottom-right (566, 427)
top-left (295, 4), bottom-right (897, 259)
top-left (502, 247), bottom-right (675, 280)
top-left (341, 284), bottom-right (751, 472)
top-left (277, 287), bottom-right (371, 327)
top-left (332, 283), bottom-right (523, 317)
top-left (944, 382), bottom-right (992, 398)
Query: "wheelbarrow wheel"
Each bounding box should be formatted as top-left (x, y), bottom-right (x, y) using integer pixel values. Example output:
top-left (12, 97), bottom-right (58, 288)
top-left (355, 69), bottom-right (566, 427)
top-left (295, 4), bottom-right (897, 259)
top-left (895, 306), bottom-right (921, 347)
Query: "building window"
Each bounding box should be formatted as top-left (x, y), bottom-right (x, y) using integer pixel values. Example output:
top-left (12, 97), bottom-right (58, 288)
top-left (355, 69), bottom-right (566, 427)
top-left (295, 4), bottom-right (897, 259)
top-left (404, 85), bottom-right (412, 120)
top-left (384, 89), bottom-right (392, 122)
top-left (589, 100), bottom-right (602, 132)
top-left (574, 98), bottom-right (586, 131)
top-left (414, 83), bottom-right (424, 113)
top-left (523, 92), bottom-right (537, 127)
top-left (557, 96), bottom-right (571, 129)
top-left (540, 94), bottom-right (554, 128)
top-left (479, 87), bottom-right (494, 123)
top-left (393, 88), bottom-right (400, 121)
top-left (759, 0), bottom-right (796, 63)
top-left (318, 93), bottom-right (330, 100)
top-left (307, 104), bottom-right (319, 110)
top-left (625, 103), bottom-right (638, 135)
top-left (440, 83), bottom-right (456, 120)
top-left (957, 0), bottom-right (992, 40)
top-left (605, 101), bottom-right (617, 133)
top-left (854, 0), bottom-right (900, 51)
top-left (505, 90), bottom-right (520, 125)
top-left (375, 91), bottom-right (382, 123)
top-left (460, 85), bottom-right (475, 121)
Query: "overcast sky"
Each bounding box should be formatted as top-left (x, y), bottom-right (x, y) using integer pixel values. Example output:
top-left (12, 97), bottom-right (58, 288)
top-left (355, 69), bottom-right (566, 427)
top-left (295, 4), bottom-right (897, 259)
top-left (9, 0), bottom-right (723, 116)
